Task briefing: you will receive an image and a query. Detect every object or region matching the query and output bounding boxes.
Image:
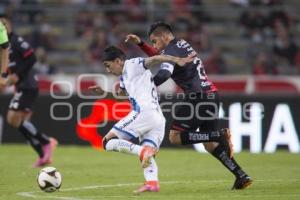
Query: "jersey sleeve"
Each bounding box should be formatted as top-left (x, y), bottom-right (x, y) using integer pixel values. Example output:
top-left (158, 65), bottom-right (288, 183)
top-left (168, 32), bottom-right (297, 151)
top-left (138, 42), bottom-right (159, 56)
top-left (124, 57), bottom-right (147, 79)
top-left (0, 22), bottom-right (8, 48)
top-left (152, 61), bottom-right (174, 87)
top-left (160, 62), bottom-right (174, 74)
top-left (15, 36), bottom-right (34, 58)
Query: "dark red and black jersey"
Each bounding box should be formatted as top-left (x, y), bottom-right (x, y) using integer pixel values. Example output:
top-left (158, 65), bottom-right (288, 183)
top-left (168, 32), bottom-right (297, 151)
top-left (8, 32), bottom-right (38, 90)
top-left (139, 38), bottom-right (217, 93)
top-left (161, 38), bottom-right (217, 93)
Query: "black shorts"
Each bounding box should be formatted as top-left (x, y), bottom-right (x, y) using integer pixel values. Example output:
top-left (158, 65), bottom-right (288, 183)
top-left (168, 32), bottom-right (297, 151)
top-left (8, 89), bottom-right (39, 112)
top-left (172, 92), bottom-right (219, 132)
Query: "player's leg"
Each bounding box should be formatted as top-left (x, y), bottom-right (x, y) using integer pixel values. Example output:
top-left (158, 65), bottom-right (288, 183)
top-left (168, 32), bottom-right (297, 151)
top-left (170, 128), bottom-right (232, 145)
top-left (175, 93), bottom-right (231, 145)
top-left (7, 90), bottom-right (57, 167)
top-left (169, 93), bottom-right (224, 145)
top-left (203, 142), bottom-right (252, 190)
top-left (196, 94), bottom-right (252, 189)
top-left (7, 110), bottom-right (44, 158)
top-left (200, 121), bottom-right (252, 189)
top-left (169, 92), bottom-right (252, 189)
top-left (102, 130), bottom-right (143, 156)
top-left (200, 93), bottom-right (252, 189)
top-left (134, 111), bottom-right (165, 194)
top-left (169, 129), bottom-right (252, 189)
top-left (103, 111), bottom-right (156, 163)
top-left (134, 145), bottom-right (159, 194)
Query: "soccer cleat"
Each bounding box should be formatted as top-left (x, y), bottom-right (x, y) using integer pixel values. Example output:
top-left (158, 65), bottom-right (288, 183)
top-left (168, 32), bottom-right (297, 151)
top-left (133, 181), bottom-right (160, 194)
top-left (42, 137), bottom-right (58, 164)
top-left (220, 128), bottom-right (234, 158)
top-left (32, 157), bottom-right (47, 168)
top-left (232, 176), bottom-right (253, 190)
top-left (139, 146), bottom-right (157, 168)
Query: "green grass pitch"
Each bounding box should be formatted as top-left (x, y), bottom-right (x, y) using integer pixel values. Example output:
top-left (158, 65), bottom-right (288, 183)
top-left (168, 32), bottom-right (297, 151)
top-left (0, 144), bottom-right (300, 200)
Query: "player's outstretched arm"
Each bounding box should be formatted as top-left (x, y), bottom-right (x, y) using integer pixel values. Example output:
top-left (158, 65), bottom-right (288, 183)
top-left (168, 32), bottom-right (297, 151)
top-left (88, 85), bottom-right (127, 97)
top-left (125, 34), bottom-right (159, 56)
top-left (144, 54), bottom-right (195, 68)
top-left (88, 85), bottom-right (105, 95)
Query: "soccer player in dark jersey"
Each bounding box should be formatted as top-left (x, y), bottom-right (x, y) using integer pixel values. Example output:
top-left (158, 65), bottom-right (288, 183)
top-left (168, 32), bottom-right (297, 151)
top-left (0, 15), bottom-right (57, 168)
top-left (125, 22), bottom-right (253, 190)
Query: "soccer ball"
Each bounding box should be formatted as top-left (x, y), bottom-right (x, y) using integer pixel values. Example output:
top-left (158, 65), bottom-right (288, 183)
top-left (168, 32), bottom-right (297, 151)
top-left (37, 167), bottom-right (62, 192)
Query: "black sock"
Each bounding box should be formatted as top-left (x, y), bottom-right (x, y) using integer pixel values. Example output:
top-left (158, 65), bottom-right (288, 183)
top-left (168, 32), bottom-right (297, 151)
top-left (19, 121), bottom-right (50, 145)
top-left (19, 126), bottom-right (44, 157)
top-left (180, 130), bottom-right (221, 145)
top-left (211, 144), bottom-right (247, 179)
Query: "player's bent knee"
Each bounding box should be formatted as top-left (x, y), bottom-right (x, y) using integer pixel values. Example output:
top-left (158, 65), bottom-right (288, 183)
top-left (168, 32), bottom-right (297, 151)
top-left (203, 142), bottom-right (218, 153)
top-left (6, 113), bottom-right (21, 128)
top-left (102, 137), bottom-right (118, 150)
top-left (102, 137), bottom-right (109, 150)
top-left (169, 131), bottom-right (181, 145)
top-left (102, 131), bottom-right (118, 150)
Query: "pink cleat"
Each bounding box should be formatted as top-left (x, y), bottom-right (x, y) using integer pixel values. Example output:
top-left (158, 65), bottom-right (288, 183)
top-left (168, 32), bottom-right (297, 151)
top-left (32, 157), bottom-right (46, 168)
top-left (139, 146), bottom-right (157, 168)
top-left (133, 181), bottom-right (160, 194)
top-left (42, 137), bottom-right (58, 164)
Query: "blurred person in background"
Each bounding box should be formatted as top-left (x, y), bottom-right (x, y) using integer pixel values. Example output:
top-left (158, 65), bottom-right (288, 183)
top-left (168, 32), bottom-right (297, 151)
top-left (0, 15), bottom-right (57, 167)
top-left (294, 51), bottom-right (300, 74)
top-left (33, 47), bottom-right (57, 75)
top-left (239, 8), bottom-right (268, 42)
top-left (18, 0), bottom-right (44, 24)
top-left (74, 10), bottom-right (94, 38)
top-left (84, 28), bottom-right (108, 72)
top-left (126, 22), bottom-right (252, 190)
top-left (272, 25), bottom-right (298, 66)
top-left (29, 14), bottom-right (57, 51)
top-left (252, 51), bottom-right (278, 75)
top-left (203, 46), bottom-right (227, 74)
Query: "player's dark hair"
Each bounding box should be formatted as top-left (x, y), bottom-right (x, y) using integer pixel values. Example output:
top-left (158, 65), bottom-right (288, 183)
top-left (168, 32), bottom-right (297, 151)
top-left (102, 46), bottom-right (126, 61)
top-left (148, 21), bottom-right (173, 36)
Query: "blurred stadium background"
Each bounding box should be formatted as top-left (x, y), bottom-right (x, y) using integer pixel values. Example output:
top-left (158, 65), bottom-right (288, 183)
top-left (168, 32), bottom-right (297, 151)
top-left (1, 0), bottom-right (300, 199)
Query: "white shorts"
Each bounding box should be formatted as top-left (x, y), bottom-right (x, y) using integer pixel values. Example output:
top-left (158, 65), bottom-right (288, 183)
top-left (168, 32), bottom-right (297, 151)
top-left (111, 109), bottom-right (165, 149)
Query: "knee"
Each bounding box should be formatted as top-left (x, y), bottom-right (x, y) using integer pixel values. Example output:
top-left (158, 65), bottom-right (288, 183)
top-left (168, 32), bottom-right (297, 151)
top-left (102, 136), bottom-right (118, 150)
top-left (203, 142), bottom-right (218, 153)
top-left (102, 137), bottom-right (109, 150)
top-left (169, 131), bottom-right (182, 145)
top-left (6, 113), bottom-right (21, 128)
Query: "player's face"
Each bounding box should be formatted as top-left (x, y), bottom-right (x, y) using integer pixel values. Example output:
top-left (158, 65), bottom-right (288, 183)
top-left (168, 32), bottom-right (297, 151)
top-left (149, 34), bottom-right (167, 50)
top-left (103, 59), bottom-right (123, 76)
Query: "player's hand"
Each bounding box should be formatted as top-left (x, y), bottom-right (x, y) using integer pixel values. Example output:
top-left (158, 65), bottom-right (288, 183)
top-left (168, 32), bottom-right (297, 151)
top-left (125, 34), bottom-right (141, 45)
top-left (88, 85), bottom-right (105, 95)
top-left (176, 53), bottom-right (197, 67)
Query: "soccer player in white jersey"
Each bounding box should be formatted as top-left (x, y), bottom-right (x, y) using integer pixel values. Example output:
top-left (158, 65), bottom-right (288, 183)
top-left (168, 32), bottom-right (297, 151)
top-left (89, 46), bottom-right (194, 194)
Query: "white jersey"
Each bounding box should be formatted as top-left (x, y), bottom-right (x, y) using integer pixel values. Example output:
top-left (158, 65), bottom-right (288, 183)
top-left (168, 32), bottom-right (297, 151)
top-left (120, 57), bottom-right (160, 112)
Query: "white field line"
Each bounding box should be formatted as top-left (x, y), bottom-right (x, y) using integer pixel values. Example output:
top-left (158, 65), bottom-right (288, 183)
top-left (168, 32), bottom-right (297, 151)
top-left (17, 179), bottom-right (300, 200)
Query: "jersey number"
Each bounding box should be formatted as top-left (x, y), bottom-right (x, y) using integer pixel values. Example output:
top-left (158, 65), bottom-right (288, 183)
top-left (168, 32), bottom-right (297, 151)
top-left (194, 57), bottom-right (207, 80)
